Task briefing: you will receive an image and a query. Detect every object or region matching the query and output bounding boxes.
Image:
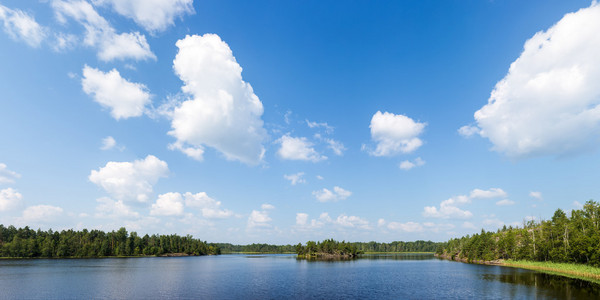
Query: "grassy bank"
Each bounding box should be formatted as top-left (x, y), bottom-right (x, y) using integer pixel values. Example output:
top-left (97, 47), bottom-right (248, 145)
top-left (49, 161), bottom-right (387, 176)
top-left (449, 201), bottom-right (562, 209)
top-left (501, 260), bottom-right (600, 284)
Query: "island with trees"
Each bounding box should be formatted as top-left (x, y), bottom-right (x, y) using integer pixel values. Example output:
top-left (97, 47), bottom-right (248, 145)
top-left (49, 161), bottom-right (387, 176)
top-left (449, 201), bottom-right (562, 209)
top-left (295, 239), bottom-right (362, 259)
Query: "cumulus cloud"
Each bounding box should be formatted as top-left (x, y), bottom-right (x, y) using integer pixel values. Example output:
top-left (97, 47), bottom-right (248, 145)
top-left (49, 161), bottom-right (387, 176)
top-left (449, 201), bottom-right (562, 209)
top-left (295, 212), bottom-right (371, 231)
top-left (296, 213), bottom-right (308, 226)
top-left (82, 66), bottom-right (151, 120)
top-left (313, 186), bottom-right (351, 202)
top-left (248, 210), bottom-right (271, 228)
top-left (92, 0), bottom-right (194, 32)
top-left (284, 172), bottom-right (305, 185)
top-left (22, 205), bottom-right (63, 222)
top-left (184, 192), bottom-right (233, 219)
top-left (277, 134), bottom-right (326, 162)
top-left (335, 214), bottom-right (370, 229)
top-left (496, 199), bottom-right (515, 206)
top-left (89, 155), bottom-right (169, 202)
top-left (470, 188), bottom-right (507, 199)
top-left (168, 34), bottom-right (267, 164)
top-left (399, 157), bottom-right (425, 170)
top-left (529, 191), bottom-right (543, 201)
top-left (377, 218), bottom-right (386, 227)
top-left (0, 188), bottom-right (23, 211)
top-left (0, 4), bottom-right (47, 47)
top-left (367, 111), bottom-right (426, 156)
top-left (423, 188), bottom-right (508, 219)
top-left (95, 197), bottom-right (139, 218)
top-left (387, 221), bottom-right (424, 232)
top-left (0, 163), bottom-right (21, 184)
top-left (100, 136), bottom-right (117, 150)
top-left (150, 192), bottom-right (184, 216)
top-left (458, 125), bottom-right (480, 138)
top-left (463, 3), bottom-right (600, 158)
top-left (52, 0), bottom-right (155, 61)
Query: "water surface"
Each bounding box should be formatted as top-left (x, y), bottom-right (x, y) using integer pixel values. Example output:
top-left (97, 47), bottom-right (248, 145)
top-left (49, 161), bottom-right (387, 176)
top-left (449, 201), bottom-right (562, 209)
top-left (0, 254), bottom-right (597, 299)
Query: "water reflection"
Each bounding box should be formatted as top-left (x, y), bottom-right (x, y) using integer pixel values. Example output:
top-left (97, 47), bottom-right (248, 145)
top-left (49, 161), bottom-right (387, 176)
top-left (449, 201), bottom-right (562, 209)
top-left (482, 269), bottom-right (600, 299)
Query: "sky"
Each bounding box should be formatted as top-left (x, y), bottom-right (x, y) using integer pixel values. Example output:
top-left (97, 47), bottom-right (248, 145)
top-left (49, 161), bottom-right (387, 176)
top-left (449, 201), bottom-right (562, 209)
top-left (1, 0), bottom-right (599, 244)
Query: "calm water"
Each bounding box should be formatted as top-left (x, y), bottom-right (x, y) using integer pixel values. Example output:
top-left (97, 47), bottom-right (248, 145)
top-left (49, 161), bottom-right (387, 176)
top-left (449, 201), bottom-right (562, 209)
top-left (0, 254), bottom-right (598, 299)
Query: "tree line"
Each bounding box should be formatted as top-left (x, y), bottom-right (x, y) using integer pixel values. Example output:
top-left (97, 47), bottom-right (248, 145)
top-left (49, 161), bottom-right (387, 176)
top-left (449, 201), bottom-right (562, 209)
top-left (437, 200), bottom-right (600, 266)
top-left (0, 225), bottom-right (219, 258)
top-left (211, 243), bottom-right (296, 253)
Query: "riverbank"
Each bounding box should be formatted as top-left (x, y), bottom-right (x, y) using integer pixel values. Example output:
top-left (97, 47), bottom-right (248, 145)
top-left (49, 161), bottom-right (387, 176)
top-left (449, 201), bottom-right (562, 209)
top-left (435, 254), bottom-right (600, 284)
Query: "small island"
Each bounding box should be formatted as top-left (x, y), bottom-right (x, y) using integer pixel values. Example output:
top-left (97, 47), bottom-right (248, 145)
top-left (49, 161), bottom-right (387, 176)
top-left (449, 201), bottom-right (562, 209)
top-left (295, 239), bottom-right (362, 259)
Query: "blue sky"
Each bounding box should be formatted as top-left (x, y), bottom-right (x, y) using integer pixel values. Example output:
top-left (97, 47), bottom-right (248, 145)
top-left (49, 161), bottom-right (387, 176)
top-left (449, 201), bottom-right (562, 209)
top-left (1, 0), bottom-right (599, 244)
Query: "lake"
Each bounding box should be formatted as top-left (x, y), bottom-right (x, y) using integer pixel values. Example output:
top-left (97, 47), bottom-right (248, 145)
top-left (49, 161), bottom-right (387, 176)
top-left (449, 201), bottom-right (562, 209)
top-left (0, 254), bottom-right (598, 299)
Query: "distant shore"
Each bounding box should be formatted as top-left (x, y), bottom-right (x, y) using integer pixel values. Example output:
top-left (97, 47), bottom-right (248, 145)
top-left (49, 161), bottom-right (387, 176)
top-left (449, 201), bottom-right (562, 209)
top-left (435, 254), bottom-right (600, 284)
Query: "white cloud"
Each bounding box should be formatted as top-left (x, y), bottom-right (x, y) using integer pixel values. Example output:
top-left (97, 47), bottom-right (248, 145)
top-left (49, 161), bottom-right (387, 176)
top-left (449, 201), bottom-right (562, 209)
top-left (368, 111), bottom-right (426, 156)
top-left (296, 213), bottom-right (308, 226)
top-left (529, 191), bottom-right (543, 201)
top-left (335, 214), bottom-right (370, 229)
top-left (306, 119), bottom-right (334, 133)
top-left (168, 34), bottom-right (267, 164)
top-left (399, 157), bottom-right (425, 170)
top-left (52, 32), bottom-right (78, 52)
top-left (284, 172), bottom-right (305, 185)
top-left (573, 200), bottom-right (583, 209)
top-left (0, 4), bottom-right (47, 47)
top-left (150, 192), bottom-right (184, 216)
top-left (387, 221), bottom-right (423, 232)
top-left (377, 218), bottom-right (386, 227)
top-left (325, 138), bottom-right (346, 156)
top-left (247, 210), bottom-right (272, 228)
top-left (423, 188), bottom-right (507, 219)
top-left (464, 3), bottom-right (600, 158)
top-left (470, 188), bottom-right (507, 199)
top-left (458, 125), bottom-right (480, 138)
top-left (316, 175), bottom-right (324, 180)
top-left (261, 203), bottom-right (275, 210)
top-left (0, 188), bottom-right (23, 211)
top-left (22, 205), bottom-right (63, 222)
top-left (277, 134), bottom-right (326, 162)
top-left (0, 163), bottom-right (21, 184)
top-left (52, 0), bottom-right (155, 61)
top-left (313, 186), bottom-right (351, 202)
top-left (95, 197), bottom-right (139, 218)
top-left (496, 199), bottom-right (515, 206)
top-left (423, 203), bottom-right (472, 219)
top-left (92, 0), bottom-right (194, 33)
top-left (82, 66), bottom-right (151, 120)
top-left (184, 192), bottom-right (233, 219)
top-left (89, 155), bottom-right (169, 202)
top-left (100, 136), bottom-right (116, 150)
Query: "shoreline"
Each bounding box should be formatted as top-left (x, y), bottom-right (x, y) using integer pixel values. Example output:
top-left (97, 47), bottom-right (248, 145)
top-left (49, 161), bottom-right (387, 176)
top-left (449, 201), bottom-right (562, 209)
top-left (435, 254), bottom-right (600, 284)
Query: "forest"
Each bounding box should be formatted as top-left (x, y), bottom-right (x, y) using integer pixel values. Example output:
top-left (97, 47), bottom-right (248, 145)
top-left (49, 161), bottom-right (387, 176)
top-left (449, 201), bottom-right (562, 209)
top-left (0, 226), bottom-right (219, 258)
top-left (437, 200), bottom-right (600, 266)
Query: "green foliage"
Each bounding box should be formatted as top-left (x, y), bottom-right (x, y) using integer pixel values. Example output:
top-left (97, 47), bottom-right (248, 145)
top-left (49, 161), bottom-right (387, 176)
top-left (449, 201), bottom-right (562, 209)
top-left (296, 239), bottom-right (361, 257)
top-left (439, 200), bottom-right (600, 267)
top-left (0, 225), bottom-right (219, 258)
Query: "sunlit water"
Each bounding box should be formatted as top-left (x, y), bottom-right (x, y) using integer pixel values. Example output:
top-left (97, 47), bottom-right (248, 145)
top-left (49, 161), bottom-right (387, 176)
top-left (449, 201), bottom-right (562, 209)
top-left (0, 254), bottom-right (598, 299)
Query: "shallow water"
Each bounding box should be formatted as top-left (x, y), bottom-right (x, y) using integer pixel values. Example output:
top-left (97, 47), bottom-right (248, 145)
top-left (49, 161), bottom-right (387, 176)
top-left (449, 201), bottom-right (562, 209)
top-left (0, 254), bottom-right (598, 299)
